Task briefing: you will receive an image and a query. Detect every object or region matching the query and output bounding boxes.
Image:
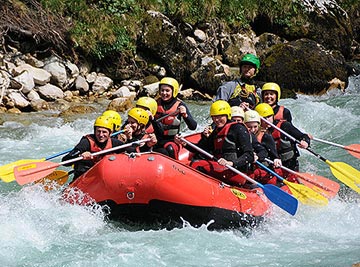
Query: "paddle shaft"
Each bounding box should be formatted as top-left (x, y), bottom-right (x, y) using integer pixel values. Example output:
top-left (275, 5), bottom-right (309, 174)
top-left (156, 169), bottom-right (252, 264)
top-left (44, 130), bottom-right (125, 161)
top-left (256, 161), bottom-right (285, 182)
top-left (180, 137), bottom-right (298, 215)
top-left (265, 158), bottom-right (339, 194)
top-left (313, 137), bottom-right (360, 154)
top-left (155, 109), bottom-right (180, 122)
top-left (180, 137), bottom-right (261, 187)
top-left (61, 138), bottom-right (151, 167)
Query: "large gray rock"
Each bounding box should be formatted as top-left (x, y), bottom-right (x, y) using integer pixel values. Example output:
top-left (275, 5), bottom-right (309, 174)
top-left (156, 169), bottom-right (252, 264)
top-left (258, 38), bottom-right (348, 95)
top-left (37, 83), bottom-right (65, 101)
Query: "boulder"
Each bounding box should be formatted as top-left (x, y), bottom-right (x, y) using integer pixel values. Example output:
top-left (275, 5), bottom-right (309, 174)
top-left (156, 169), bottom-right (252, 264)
top-left (257, 38), bottom-right (348, 95)
top-left (37, 84), bottom-right (65, 101)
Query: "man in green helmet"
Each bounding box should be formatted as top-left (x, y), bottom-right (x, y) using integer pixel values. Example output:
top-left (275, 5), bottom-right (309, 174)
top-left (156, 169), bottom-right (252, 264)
top-left (215, 53), bottom-right (263, 110)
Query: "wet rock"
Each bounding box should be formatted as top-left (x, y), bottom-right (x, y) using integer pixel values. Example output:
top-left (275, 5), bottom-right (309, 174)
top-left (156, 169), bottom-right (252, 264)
top-left (59, 105), bottom-right (97, 116)
top-left (107, 97), bottom-right (133, 113)
top-left (257, 38), bottom-right (348, 95)
top-left (30, 99), bottom-right (50, 111)
top-left (37, 83), bottom-right (65, 101)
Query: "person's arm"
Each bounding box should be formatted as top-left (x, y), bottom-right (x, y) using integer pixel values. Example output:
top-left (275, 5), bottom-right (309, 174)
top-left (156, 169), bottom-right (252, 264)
top-left (282, 122), bottom-right (310, 147)
top-left (283, 108), bottom-right (293, 123)
top-left (214, 81), bottom-right (236, 101)
top-left (262, 133), bottom-right (280, 160)
top-left (251, 133), bottom-right (268, 161)
top-left (180, 103), bottom-right (197, 130)
top-left (61, 137), bottom-right (90, 166)
top-left (231, 124), bottom-right (254, 169)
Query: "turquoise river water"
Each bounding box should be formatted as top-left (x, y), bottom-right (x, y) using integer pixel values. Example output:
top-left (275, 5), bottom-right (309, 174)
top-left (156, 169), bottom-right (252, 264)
top-left (0, 75), bottom-right (359, 267)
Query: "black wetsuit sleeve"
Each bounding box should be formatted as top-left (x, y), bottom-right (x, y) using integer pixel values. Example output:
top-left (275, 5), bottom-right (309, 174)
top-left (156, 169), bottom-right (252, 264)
top-left (232, 124), bottom-right (254, 169)
top-left (283, 108), bottom-right (293, 123)
top-left (251, 133), bottom-right (268, 161)
top-left (262, 133), bottom-right (280, 159)
top-left (180, 103), bottom-right (197, 130)
top-left (61, 137), bottom-right (90, 166)
top-left (281, 122), bottom-right (310, 145)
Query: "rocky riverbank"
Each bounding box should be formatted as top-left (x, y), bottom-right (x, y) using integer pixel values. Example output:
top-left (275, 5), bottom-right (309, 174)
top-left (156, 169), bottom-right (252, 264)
top-left (0, 0), bottom-right (360, 114)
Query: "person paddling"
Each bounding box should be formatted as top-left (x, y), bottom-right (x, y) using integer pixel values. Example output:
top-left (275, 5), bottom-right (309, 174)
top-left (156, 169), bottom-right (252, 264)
top-left (135, 96), bottom-right (163, 137)
top-left (120, 107), bottom-right (157, 152)
top-left (175, 100), bottom-right (254, 186)
top-left (261, 82), bottom-right (292, 122)
top-left (255, 103), bottom-right (310, 177)
top-left (154, 77), bottom-right (197, 159)
top-left (62, 116), bottom-right (125, 181)
top-left (244, 110), bottom-right (282, 185)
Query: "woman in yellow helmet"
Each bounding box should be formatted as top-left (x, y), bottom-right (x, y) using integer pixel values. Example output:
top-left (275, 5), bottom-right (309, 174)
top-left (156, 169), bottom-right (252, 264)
top-left (119, 108), bottom-right (157, 152)
top-left (62, 115), bottom-right (125, 181)
top-left (261, 82), bottom-right (292, 122)
top-left (175, 100), bottom-right (254, 186)
top-left (135, 96), bottom-right (163, 137)
top-left (154, 77), bottom-right (197, 159)
top-left (255, 103), bottom-right (310, 174)
top-left (244, 110), bottom-right (282, 185)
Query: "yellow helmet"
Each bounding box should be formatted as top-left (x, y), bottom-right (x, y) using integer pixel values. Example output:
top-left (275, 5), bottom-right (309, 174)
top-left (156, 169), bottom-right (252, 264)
top-left (210, 100), bottom-right (231, 119)
top-left (244, 110), bottom-right (261, 124)
top-left (102, 110), bottom-right (122, 131)
top-left (159, 77), bottom-right (180, 98)
top-left (94, 115), bottom-right (113, 132)
top-left (230, 106), bottom-right (245, 119)
top-left (261, 82), bottom-right (281, 102)
top-left (128, 107), bottom-right (149, 126)
top-left (255, 103), bottom-right (274, 118)
top-left (136, 97), bottom-right (158, 116)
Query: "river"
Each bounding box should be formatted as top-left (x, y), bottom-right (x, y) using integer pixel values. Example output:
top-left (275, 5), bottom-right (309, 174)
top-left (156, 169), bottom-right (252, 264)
top-left (0, 76), bottom-right (359, 267)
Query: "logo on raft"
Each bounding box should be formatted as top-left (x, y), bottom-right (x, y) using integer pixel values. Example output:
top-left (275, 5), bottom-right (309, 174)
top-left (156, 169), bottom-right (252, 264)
top-left (230, 188), bottom-right (247, 199)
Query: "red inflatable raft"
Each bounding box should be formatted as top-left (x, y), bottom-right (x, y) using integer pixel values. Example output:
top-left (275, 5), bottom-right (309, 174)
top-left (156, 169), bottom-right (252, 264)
top-left (64, 149), bottom-right (273, 230)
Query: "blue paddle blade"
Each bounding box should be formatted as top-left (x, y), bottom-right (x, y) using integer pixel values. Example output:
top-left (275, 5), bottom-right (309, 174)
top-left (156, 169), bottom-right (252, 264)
top-left (263, 184), bottom-right (298, 216)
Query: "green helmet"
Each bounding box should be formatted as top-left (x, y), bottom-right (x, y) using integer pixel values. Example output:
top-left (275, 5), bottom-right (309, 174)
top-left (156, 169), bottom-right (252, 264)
top-left (240, 54), bottom-right (260, 70)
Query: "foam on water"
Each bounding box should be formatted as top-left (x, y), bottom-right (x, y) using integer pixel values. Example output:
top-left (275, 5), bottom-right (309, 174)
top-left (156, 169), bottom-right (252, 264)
top-left (0, 75), bottom-right (359, 266)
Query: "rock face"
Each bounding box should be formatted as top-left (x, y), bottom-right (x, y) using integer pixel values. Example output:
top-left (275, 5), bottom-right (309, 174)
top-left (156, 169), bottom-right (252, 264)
top-left (258, 39), bottom-right (348, 95)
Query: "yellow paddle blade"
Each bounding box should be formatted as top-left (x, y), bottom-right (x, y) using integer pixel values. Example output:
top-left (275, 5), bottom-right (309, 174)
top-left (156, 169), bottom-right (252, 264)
top-left (35, 170), bottom-right (69, 191)
top-left (0, 159), bottom-right (46, 183)
top-left (284, 180), bottom-right (329, 206)
top-left (327, 160), bottom-right (360, 194)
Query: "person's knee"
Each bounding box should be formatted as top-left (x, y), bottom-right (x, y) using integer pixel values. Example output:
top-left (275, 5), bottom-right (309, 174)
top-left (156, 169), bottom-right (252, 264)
top-left (165, 144), bottom-right (176, 159)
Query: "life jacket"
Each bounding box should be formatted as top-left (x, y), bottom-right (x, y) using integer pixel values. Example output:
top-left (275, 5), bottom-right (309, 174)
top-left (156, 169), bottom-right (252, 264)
top-left (85, 134), bottom-right (113, 163)
top-left (132, 132), bottom-right (152, 153)
top-left (213, 122), bottom-right (238, 159)
top-left (256, 130), bottom-right (265, 143)
top-left (145, 123), bottom-right (154, 134)
top-left (155, 99), bottom-right (181, 136)
top-left (230, 80), bottom-right (260, 107)
top-left (274, 105), bottom-right (285, 121)
top-left (271, 121), bottom-right (295, 162)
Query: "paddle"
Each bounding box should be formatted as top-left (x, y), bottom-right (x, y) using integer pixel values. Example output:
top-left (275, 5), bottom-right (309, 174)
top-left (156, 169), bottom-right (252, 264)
top-left (264, 158), bottom-right (340, 199)
top-left (312, 137), bottom-right (360, 159)
top-left (259, 116), bottom-right (360, 194)
top-left (35, 170), bottom-right (69, 191)
top-left (180, 137), bottom-right (298, 216)
top-left (14, 138), bottom-right (150, 186)
top-left (155, 108), bottom-right (180, 122)
top-left (0, 130), bottom-right (125, 183)
top-left (255, 161), bottom-right (328, 206)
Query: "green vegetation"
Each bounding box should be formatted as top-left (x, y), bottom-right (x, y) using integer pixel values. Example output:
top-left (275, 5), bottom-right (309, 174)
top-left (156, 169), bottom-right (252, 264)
top-left (37, 0), bottom-right (307, 60)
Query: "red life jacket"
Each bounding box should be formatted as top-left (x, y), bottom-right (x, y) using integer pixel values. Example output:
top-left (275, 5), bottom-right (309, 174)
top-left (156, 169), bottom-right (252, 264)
top-left (85, 134), bottom-right (113, 163)
top-left (256, 130), bottom-right (265, 143)
top-left (145, 123), bottom-right (154, 134)
top-left (155, 99), bottom-right (181, 136)
top-left (274, 105), bottom-right (285, 121)
top-left (213, 121), bottom-right (238, 159)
